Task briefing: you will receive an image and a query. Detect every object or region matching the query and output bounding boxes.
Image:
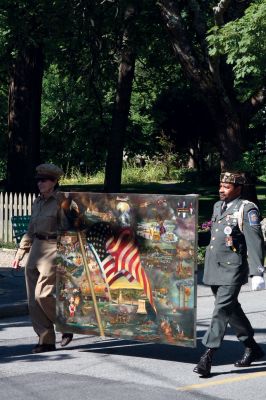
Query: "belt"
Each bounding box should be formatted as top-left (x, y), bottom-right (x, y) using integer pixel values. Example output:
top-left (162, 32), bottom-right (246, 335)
top-left (35, 234), bottom-right (57, 240)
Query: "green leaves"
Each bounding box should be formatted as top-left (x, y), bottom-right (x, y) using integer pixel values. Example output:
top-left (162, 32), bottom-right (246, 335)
top-left (207, 0), bottom-right (266, 98)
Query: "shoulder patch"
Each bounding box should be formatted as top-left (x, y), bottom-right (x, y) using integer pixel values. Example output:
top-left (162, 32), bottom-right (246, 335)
top-left (248, 209), bottom-right (260, 226)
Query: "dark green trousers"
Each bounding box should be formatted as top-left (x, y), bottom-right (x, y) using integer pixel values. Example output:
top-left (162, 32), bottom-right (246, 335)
top-left (202, 285), bottom-right (254, 349)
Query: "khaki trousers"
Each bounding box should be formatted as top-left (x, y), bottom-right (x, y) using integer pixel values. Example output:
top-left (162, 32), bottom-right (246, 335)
top-left (25, 238), bottom-right (57, 345)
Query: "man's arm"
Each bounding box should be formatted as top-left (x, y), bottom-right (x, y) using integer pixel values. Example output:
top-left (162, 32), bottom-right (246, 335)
top-left (242, 204), bottom-right (265, 289)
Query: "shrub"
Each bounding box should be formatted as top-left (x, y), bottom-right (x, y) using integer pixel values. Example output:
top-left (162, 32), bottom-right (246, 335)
top-left (200, 220), bottom-right (212, 231)
top-left (122, 161), bottom-right (167, 183)
top-left (61, 166), bottom-right (90, 185)
top-left (197, 246), bottom-right (207, 265)
top-left (172, 167), bottom-right (219, 185)
top-left (233, 142), bottom-right (266, 182)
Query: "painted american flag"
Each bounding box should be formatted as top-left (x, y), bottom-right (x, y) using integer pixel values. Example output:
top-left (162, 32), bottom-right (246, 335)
top-left (86, 223), bottom-right (155, 310)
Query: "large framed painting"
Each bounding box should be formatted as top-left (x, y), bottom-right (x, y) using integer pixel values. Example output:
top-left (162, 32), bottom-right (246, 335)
top-left (56, 192), bottom-right (198, 348)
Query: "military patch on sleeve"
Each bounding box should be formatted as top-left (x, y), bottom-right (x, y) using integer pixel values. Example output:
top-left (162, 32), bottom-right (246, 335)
top-left (248, 209), bottom-right (260, 226)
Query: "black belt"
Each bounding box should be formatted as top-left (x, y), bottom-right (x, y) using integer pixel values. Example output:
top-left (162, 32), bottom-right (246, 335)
top-left (35, 234), bottom-right (57, 240)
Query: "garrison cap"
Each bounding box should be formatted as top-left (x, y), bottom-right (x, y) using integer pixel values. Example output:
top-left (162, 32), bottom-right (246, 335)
top-left (36, 163), bottom-right (64, 180)
top-left (220, 171), bottom-right (246, 185)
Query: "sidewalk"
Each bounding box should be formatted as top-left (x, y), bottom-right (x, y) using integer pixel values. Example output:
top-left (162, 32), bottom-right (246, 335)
top-left (0, 248), bottom-right (28, 318)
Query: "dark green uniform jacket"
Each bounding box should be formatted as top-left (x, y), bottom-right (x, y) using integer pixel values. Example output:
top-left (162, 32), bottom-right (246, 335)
top-left (203, 197), bottom-right (265, 286)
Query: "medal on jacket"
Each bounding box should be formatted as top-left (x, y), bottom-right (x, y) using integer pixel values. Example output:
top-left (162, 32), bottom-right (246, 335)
top-left (224, 226), bottom-right (233, 247)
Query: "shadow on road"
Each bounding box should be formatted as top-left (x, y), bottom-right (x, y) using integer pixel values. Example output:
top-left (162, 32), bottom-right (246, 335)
top-left (75, 337), bottom-right (266, 366)
top-left (1, 327), bottom-right (265, 374)
top-left (0, 343), bottom-right (74, 363)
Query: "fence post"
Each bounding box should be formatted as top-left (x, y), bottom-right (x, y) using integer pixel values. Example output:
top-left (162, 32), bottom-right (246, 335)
top-left (4, 193), bottom-right (8, 242)
top-left (18, 193), bottom-right (22, 215)
top-left (28, 193), bottom-right (35, 214)
top-left (13, 193), bottom-right (18, 217)
top-left (0, 193), bottom-right (3, 241)
top-left (22, 193), bottom-right (27, 215)
top-left (8, 192), bottom-right (13, 242)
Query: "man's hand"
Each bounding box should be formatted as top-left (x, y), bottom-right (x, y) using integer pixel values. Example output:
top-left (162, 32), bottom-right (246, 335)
top-left (251, 276), bottom-right (265, 291)
top-left (12, 248), bottom-right (26, 270)
top-left (12, 259), bottom-right (21, 270)
top-left (70, 200), bottom-right (79, 214)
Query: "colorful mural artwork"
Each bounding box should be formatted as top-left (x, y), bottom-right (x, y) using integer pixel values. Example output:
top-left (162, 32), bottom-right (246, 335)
top-left (56, 192), bottom-right (198, 347)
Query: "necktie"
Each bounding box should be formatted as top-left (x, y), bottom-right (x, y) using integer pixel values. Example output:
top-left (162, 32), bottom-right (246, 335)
top-left (221, 203), bottom-right (227, 214)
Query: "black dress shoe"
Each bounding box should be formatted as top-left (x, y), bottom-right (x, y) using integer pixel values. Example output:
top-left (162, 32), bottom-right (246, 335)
top-left (32, 344), bottom-right (56, 354)
top-left (193, 348), bottom-right (214, 377)
top-left (61, 333), bottom-right (73, 347)
top-left (234, 346), bottom-right (265, 367)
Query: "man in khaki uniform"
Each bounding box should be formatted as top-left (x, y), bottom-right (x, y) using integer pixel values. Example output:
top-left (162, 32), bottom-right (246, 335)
top-left (13, 163), bottom-right (73, 353)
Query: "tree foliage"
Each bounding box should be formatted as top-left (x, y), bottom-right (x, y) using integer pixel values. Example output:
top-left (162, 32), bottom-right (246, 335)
top-left (208, 0), bottom-right (266, 99)
top-left (0, 0), bottom-right (265, 190)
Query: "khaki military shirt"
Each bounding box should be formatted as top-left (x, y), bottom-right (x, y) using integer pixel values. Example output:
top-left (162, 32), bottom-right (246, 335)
top-left (15, 192), bottom-right (58, 260)
top-left (15, 191), bottom-right (78, 261)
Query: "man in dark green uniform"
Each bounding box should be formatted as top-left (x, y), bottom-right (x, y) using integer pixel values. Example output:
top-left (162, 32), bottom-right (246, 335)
top-left (194, 171), bottom-right (265, 377)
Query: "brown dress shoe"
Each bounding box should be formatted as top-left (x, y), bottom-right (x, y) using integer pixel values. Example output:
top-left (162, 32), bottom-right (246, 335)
top-left (32, 344), bottom-right (56, 354)
top-left (193, 348), bottom-right (215, 377)
top-left (234, 346), bottom-right (265, 367)
top-left (61, 333), bottom-right (73, 347)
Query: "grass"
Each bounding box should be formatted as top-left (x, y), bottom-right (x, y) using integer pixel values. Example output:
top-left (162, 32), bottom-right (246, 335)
top-left (61, 163), bottom-right (266, 223)
top-left (2, 168), bottom-right (265, 267)
top-left (60, 179), bottom-right (266, 224)
top-left (1, 163), bottom-right (265, 244)
top-left (61, 164), bottom-right (266, 222)
top-left (0, 241), bottom-right (16, 249)
top-left (62, 162), bottom-right (169, 186)
top-left (60, 177), bottom-right (266, 267)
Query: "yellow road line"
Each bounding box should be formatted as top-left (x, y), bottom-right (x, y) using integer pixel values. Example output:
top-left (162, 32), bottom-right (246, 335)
top-left (176, 371), bottom-right (266, 391)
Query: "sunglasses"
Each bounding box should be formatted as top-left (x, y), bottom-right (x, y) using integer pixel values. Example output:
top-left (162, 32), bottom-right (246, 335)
top-left (36, 178), bottom-right (55, 183)
top-left (37, 178), bottom-right (48, 182)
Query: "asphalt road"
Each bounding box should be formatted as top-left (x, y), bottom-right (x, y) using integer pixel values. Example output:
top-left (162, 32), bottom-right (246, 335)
top-left (1, 281), bottom-right (266, 400)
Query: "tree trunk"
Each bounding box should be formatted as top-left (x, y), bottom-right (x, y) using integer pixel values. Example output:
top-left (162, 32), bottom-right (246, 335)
top-left (104, 2), bottom-right (140, 193)
top-left (187, 149), bottom-right (196, 169)
top-left (6, 46), bottom-right (44, 193)
top-left (157, 0), bottom-right (248, 170)
top-left (202, 90), bottom-right (244, 169)
top-left (216, 114), bottom-right (243, 170)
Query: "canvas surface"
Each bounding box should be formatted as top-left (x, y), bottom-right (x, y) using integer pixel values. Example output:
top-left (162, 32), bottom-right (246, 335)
top-left (56, 192), bottom-right (198, 347)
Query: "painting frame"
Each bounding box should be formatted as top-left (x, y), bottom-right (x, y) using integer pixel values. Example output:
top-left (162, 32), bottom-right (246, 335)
top-left (56, 192), bottom-right (198, 348)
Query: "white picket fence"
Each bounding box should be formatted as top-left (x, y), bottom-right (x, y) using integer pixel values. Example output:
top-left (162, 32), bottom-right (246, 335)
top-left (0, 192), bottom-right (36, 243)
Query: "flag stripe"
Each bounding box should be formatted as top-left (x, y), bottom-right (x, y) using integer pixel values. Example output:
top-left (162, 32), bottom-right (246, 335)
top-left (87, 224), bottom-right (155, 310)
top-left (116, 240), bottom-right (134, 271)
